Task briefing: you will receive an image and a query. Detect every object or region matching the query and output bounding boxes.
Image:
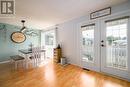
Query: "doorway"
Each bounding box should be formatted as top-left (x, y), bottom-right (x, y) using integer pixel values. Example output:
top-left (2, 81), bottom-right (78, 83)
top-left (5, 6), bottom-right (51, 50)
top-left (81, 15), bottom-right (130, 81)
top-left (41, 29), bottom-right (57, 60)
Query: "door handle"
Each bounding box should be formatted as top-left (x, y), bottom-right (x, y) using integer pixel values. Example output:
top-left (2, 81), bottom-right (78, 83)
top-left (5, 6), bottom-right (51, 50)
top-left (101, 44), bottom-right (105, 47)
top-left (101, 40), bottom-right (104, 43)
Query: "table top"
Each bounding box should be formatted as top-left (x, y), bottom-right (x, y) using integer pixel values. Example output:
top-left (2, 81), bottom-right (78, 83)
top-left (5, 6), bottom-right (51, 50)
top-left (10, 55), bottom-right (25, 61)
top-left (19, 49), bottom-right (45, 54)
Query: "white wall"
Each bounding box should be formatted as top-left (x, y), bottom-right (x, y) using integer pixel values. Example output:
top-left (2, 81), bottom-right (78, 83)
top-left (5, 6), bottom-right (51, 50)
top-left (57, 1), bottom-right (130, 67)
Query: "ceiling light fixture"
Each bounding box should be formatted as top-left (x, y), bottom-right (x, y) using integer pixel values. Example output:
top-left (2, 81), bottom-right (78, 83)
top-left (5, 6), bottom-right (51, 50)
top-left (20, 20), bottom-right (26, 32)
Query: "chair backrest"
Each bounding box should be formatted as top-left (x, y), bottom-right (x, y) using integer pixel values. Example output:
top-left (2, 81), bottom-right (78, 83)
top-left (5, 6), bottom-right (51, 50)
top-left (32, 47), bottom-right (41, 59)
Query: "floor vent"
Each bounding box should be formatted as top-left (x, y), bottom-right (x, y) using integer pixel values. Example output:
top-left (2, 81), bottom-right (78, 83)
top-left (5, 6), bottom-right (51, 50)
top-left (82, 68), bottom-right (90, 71)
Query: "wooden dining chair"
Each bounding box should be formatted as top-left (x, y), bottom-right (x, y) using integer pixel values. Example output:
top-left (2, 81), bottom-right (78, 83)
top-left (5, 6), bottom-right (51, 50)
top-left (10, 55), bottom-right (25, 70)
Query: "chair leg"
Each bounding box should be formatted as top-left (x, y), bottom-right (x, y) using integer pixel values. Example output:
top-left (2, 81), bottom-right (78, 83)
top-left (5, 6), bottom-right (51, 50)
top-left (36, 59), bottom-right (38, 67)
top-left (37, 58), bottom-right (39, 67)
top-left (25, 60), bottom-right (28, 69)
top-left (10, 59), bottom-right (14, 70)
top-left (22, 60), bottom-right (25, 69)
top-left (39, 58), bottom-right (41, 66)
top-left (31, 59), bottom-right (35, 68)
top-left (15, 62), bottom-right (17, 70)
top-left (23, 60), bottom-right (26, 69)
top-left (35, 58), bottom-right (38, 67)
top-left (32, 59), bottom-right (34, 68)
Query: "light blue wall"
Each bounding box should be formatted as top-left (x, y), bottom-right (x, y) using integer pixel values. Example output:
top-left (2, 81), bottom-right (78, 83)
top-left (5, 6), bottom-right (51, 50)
top-left (0, 23), bottom-right (41, 62)
top-left (56, 1), bottom-right (130, 66)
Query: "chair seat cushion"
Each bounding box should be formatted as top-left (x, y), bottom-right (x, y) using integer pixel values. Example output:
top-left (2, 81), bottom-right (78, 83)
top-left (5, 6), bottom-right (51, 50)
top-left (10, 55), bottom-right (25, 61)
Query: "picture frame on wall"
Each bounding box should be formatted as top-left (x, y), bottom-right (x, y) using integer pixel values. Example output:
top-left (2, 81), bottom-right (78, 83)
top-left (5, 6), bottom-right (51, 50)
top-left (90, 7), bottom-right (111, 19)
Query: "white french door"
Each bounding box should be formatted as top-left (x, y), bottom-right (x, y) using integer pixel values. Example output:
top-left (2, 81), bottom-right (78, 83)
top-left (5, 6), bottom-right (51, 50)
top-left (81, 21), bottom-right (100, 72)
top-left (101, 16), bottom-right (130, 81)
top-left (81, 15), bottom-right (130, 81)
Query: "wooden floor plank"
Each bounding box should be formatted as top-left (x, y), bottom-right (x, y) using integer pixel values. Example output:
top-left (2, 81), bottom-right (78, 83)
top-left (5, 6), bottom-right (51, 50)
top-left (0, 60), bottom-right (130, 87)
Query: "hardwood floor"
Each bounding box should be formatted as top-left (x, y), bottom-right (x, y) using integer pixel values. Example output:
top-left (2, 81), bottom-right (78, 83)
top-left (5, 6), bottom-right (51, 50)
top-left (0, 60), bottom-right (130, 87)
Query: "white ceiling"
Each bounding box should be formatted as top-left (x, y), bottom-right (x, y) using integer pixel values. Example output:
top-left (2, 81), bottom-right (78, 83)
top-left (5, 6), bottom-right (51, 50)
top-left (0, 0), bottom-right (127, 29)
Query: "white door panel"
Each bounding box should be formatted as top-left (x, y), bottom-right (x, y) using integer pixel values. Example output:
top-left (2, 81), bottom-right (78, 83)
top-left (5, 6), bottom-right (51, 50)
top-left (101, 16), bottom-right (130, 81)
top-left (81, 11), bottom-right (130, 81)
top-left (81, 21), bottom-right (100, 72)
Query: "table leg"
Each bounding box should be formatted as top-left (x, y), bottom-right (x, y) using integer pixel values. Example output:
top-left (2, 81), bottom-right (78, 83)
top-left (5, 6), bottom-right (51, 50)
top-left (25, 54), bottom-right (28, 69)
top-left (15, 61), bottom-right (18, 70)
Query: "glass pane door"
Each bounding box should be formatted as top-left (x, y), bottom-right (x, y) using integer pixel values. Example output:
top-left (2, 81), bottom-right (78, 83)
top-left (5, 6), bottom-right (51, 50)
top-left (81, 16), bottom-right (130, 81)
top-left (81, 23), bottom-right (100, 71)
top-left (106, 18), bottom-right (128, 70)
top-left (101, 17), bottom-right (130, 81)
top-left (82, 25), bottom-right (95, 62)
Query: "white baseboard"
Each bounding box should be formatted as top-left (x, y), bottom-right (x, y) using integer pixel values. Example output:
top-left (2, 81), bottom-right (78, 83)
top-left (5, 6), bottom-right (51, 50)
top-left (0, 60), bottom-right (10, 64)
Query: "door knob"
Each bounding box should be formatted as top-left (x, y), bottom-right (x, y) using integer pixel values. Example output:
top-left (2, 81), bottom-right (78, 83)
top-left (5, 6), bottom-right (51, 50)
top-left (101, 44), bottom-right (104, 47)
top-left (101, 40), bottom-right (104, 43)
